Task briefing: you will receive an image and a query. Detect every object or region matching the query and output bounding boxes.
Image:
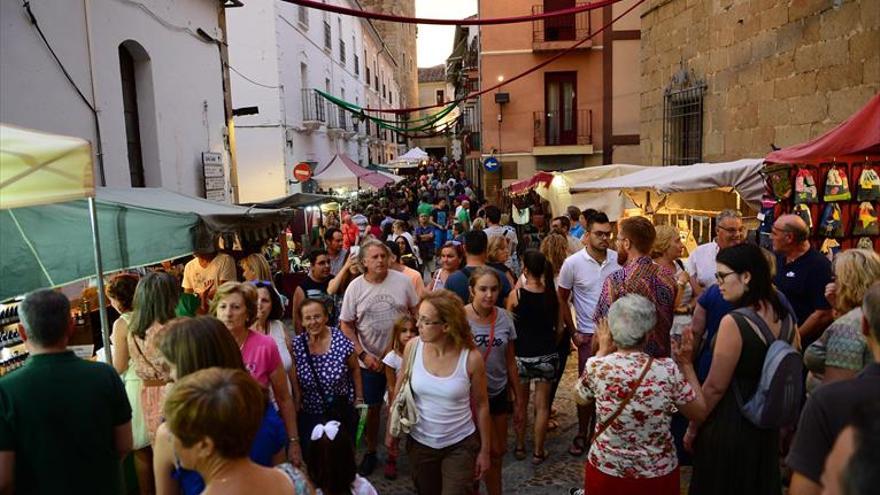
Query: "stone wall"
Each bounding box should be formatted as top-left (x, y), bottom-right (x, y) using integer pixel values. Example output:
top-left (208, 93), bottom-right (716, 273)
top-left (359, 0), bottom-right (419, 112)
top-left (640, 0), bottom-right (879, 164)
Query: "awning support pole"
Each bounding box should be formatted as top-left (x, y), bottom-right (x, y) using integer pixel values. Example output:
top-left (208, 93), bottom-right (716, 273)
top-left (88, 197), bottom-right (112, 363)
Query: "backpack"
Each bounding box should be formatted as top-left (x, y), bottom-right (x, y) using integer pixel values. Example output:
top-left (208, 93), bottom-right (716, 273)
top-left (730, 308), bottom-right (803, 429)
top-left (794, 168), bottom-right (818, 204)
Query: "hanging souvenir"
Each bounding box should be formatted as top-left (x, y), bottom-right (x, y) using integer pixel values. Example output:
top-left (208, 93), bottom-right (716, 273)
top-left (794, 168), bottom-right (819, 204)
top-left (759, 195), bottom-right (777, 232)
top-left (820, 238), bottom-right (841, 261)
top-left (824, 166), bottom-right (851, 201)
top-left (793, 203), bottom-right (813, 229)
top-left (853, 202), bottom-right (879, 236)
top-left (819, 203), bottom-right (844, 238)
top-left (856, 237), bottom-right (874, 250)
top-left (764, 164), bottom-right (792, 200)
top-left (856, 167), bottom-right (880, 201)
top-left (511, 205), bottom-right (530, 225)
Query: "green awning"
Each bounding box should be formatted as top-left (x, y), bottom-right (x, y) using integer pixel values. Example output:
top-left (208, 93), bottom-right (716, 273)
top-left (1, 199), bottom-right (198, 301)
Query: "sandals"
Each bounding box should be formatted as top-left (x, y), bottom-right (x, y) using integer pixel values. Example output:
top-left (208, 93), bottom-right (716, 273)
top-left (568, 435), bottom-right (587, 456)
top-left (532, 451), bottom-right (548, 465)
top-left (514, 446), bottom-right (527, 460)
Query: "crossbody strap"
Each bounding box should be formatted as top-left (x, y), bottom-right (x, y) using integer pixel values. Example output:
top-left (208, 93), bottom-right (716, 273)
top-left (482, 308), bottom-right (498, 361)
top-left (590, 356), bottom-right (654, 445)
top-left (303, 335), bottom-right (331, 407)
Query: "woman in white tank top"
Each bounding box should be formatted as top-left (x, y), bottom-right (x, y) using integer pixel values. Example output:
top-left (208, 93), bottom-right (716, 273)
top-left (386, 290), bottom-right (491, 495)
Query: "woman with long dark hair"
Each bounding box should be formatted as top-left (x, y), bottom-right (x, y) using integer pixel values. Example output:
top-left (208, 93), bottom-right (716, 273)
top-left (127, 271), bottom-right (178, 493)
top-left (688, 243), bottom-right (796, 495)
top-left (507, 250), bottom-right (560, 464)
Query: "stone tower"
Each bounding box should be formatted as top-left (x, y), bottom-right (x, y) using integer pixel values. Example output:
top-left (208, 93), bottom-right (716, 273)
top-left (359, 0), bottom-right (419, 113)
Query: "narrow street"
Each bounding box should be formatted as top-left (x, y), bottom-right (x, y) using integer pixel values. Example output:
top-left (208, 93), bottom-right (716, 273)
top-left (364, 352), bottom-right (693, 494)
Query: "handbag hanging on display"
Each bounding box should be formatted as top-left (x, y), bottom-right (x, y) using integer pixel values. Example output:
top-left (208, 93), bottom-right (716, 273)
top-left (764, 164), bottom-right (792, 200)
top-left (819, 203), bottom-right (845, 238)
top-left (794, 168), bottom-right (819, 204)
top-left (856, 167), bottom-right (880, 201)
top-left (824, 166), bottom-right (852, 202)
top-left (853, 202), bottom-right (879, 236)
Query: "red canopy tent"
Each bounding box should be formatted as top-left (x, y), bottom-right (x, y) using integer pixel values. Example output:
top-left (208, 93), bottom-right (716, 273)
top-left (765, 93), bottom-right (880, 164)
top-left (509, 171), bottom-right (554, 195)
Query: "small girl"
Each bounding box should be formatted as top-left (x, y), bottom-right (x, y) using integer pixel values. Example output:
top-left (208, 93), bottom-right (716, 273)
top-left (382, 314), bottom-right (418, 480)
top-left (308, 421), bottom-right (377, 495)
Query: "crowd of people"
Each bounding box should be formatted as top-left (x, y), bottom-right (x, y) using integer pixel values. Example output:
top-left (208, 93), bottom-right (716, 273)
top-left (2, 161), bottom-right (879, 495)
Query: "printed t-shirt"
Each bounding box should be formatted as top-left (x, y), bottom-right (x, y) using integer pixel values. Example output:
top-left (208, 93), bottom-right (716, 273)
top-left (339, 270), bottom-right (419, 359)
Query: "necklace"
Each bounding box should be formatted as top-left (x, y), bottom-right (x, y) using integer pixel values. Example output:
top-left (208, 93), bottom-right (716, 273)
top-left (470, 303), bottom-right (493, 320)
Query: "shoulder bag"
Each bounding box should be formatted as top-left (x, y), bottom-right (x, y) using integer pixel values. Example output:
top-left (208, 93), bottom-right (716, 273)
top-left (589, 356), bottom-right (654, 447)
top-left (389, 340), bottom-right (420, 438)
top-left (303, 334), bottom-right (355, 426)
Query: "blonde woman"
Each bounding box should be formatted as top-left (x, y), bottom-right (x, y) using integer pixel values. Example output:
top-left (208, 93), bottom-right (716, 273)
top-left (487, 235), bottom-right (516, 289)
top-left (651, 225), bottom-right (697, 337)
top-left (804, 249), bottom-right (880, 392)
top-left (387, 290), bottom-right (491, 495)
top-left (240, 253), bottom-right (273, 282)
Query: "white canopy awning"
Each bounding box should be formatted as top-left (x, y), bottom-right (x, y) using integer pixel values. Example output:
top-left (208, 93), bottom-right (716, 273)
top-left (569, 159), bottom-right (765, 210)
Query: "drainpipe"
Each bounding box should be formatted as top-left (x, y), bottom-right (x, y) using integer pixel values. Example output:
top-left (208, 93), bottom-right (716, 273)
top-left (82, 0), bottom-right (107, 186)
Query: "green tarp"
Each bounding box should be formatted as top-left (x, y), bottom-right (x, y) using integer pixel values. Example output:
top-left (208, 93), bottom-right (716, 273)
top-left (0, 199), bottom-right (198, 301)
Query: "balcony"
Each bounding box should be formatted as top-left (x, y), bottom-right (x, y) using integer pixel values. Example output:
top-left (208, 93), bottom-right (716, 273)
top-left (301, 89), bottom-right (325, 131)
top-left (533, 109), bottom-right (593, 155)
top-left (531, 2), bottom-right (592, 51)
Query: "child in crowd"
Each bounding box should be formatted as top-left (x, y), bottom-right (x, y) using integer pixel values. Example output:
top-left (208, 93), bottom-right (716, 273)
top-left (308, 421), bottom-right (377, 495)
top-left (382, 315), bottom-right (418, 480)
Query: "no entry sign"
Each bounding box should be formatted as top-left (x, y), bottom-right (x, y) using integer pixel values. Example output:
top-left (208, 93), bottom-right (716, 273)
top-left (293, 162), bottom-right (312, 182)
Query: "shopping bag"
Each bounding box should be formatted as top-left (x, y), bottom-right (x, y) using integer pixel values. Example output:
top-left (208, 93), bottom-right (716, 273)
top-left (856, 167), bottom-right (880, 201)
top-left (824, 167), bottom-right (851, 202)
top-left (794, 168), bottom-right (819, 204)
top-left (819, 203), bottom-right (844, 238)
top-left (853, 202), bottom-right (879, 236)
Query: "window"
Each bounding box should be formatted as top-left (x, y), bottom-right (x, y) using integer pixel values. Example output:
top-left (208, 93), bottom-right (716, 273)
top-left (323, 20), bottom-right (331, 50)
top-left (543, 71), bottom-right (578, 145)
top-left (354, 54), bottom-right (360, 76)
top-left (119, 44), bottom-right (145, 187)
top-left (436, 89), bottom-right (445, 105)
top-left (382, 83), bottom-right (386, 99)
top-left (298, 6), bottom-right (309, 27)
top-left (366, 66), bottom-right (371, 86)
top-left (663, 66), bottom-right (706, 165)
top-left (339, 39), bottom-right (346, 65)
top-left (543, 0), bottom-right (575, 41)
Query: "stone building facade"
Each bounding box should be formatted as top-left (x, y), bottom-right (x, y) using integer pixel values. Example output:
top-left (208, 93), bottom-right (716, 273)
top-left (359, 0), bottom-right (419, 117)
top-left (640, 0), bottom-right (879, 165)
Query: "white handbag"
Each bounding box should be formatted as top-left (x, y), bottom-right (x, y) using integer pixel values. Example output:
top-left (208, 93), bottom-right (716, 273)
top-left (389, 343), bottom-right (420, 438)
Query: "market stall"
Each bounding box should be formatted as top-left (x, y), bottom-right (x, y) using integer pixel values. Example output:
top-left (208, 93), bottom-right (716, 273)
top-left (569, 159), bottom-right (764, 246)
top-left (312, 153), bottom-right (397, 190)
top-left (762, 93), bottom-right (879, 253)
top-left (383, 146), bottom-right (427, 169)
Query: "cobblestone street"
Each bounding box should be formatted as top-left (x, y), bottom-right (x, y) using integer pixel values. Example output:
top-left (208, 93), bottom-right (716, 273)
top-left (361, 352), bottom-right (694, 494)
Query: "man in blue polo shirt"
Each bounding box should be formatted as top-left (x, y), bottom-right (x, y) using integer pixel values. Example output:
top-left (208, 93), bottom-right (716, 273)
top-left (445, 230), bottom-right (511, 306)
top-left (771, 214), bottom-right (834, 348)
top-left (0, 289), bottom-right (132, 494)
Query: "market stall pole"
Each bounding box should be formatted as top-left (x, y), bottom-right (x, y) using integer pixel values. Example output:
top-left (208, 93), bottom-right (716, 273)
top-left (0, 124), bottom-right (112, 361)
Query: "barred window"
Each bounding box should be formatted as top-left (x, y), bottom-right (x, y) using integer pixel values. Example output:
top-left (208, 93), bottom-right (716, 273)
top-left (662, 66), bottom-right (706, 166)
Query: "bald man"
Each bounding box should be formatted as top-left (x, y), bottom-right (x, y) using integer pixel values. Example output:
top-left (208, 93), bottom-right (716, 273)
top-left (771, 214), bottom-right (833, 348)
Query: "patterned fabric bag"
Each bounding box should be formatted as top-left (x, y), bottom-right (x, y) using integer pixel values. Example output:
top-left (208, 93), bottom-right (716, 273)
top-left (857, 167), bottom-right (880, 201)
top-left (819, 203), bottom-right (844, 238)
top-left (824, 166), bottom-right (852, 201)
top-left (856, 237), bottom-right (874, 250)
top-left (764, 164), bottom-right (792, 200)
top-left (820, 238), bottom-right (841, 260)
top-left (793, 203), bottom-right (813, 229)
top-left (853, 202), bottom-right (879, 236)
top-left (794, 168), bottom-right (819, 204)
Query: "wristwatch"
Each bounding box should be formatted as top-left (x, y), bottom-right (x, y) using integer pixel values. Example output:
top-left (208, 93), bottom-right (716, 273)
top-left (359, 350), bottom-right (368, 360)
top-left (289, 436), bottom-right (299, 444)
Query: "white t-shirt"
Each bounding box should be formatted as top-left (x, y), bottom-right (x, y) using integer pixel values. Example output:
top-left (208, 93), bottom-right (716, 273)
top-left (182, 253), bottom-right (237, 295)
top-left (339, 270), bottom-right (419, 359)
top-left (558, 248), bottom-right (621, 334)
top-left (686, 241), bottom-right (719, 290)
top-left (382, 350), bottom-right (403, 371)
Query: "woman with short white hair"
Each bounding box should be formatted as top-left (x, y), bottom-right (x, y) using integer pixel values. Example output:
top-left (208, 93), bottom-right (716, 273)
top-left (575, 294), bottom-right (707, 495)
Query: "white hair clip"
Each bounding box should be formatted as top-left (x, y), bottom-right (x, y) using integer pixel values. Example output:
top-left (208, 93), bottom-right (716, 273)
top-left (310, 420), bottom-right (341, 441)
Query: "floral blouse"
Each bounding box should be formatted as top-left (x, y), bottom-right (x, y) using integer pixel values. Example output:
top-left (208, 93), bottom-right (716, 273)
top-left (581, 352), bottom-right (695, 478)
top-left (292, 328), bottom-right (355, 415)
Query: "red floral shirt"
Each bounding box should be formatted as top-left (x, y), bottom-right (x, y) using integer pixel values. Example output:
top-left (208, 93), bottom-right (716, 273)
top-left (582, 352), bottom-right (695, 478)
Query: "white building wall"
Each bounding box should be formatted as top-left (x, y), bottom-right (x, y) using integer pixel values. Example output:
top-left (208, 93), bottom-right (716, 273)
top-left (228, 0), bottom-right (369, 201)
top-left (0, 0), bottom-right (228, 197)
